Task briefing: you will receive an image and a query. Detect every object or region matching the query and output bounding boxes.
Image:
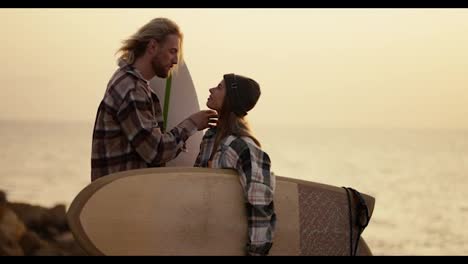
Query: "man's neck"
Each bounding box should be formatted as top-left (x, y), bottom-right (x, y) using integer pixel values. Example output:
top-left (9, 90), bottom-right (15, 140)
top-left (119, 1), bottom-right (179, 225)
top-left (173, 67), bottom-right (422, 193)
top-left (132, 57), bottom-right (155, 81)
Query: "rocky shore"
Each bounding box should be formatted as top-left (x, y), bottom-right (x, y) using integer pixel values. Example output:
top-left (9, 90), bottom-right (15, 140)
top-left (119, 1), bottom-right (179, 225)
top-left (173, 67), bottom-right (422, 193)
top-left (0, 191), bottom-right (86, 256)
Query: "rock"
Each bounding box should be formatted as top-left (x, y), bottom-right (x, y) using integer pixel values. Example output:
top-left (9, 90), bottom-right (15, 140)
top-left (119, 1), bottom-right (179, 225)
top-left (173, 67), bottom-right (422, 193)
top-left (54, 232), bottom-right (87, 256)
top-left (47, 204), bottom-right (68, 232)
top-left (0, 231), bottom-right (24, 256)
top-left (31, 241), bottom-right (65, 256)
top-left (8, 202), bottom-right (48, 230)
top-left (0, 191), bottom-right (6, 205)
top-left (0, 204), bottom-right (26, 256)
top-left (0, 190), bottom-right (87, 255)
top-left (19, 231), bottom-right (43, 255)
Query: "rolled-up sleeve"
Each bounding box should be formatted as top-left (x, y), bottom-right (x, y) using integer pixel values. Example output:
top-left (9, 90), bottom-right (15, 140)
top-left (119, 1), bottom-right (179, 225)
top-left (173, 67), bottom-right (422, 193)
top-left (244, 181), bottom-right (276, 256)
top-left (222, 145), bottom-right (276, 256)
top-left (194, 128), bottom-right (217, 167)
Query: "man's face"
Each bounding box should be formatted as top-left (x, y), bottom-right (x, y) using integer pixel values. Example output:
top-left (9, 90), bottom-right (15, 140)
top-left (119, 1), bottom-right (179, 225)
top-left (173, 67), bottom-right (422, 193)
top-left (151, 34), bottom-right (180, 78)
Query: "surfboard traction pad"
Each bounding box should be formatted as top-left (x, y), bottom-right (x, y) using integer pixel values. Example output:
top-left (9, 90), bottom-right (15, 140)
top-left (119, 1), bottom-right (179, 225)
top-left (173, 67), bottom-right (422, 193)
top-left (298, 184), bottom-right (372, 256)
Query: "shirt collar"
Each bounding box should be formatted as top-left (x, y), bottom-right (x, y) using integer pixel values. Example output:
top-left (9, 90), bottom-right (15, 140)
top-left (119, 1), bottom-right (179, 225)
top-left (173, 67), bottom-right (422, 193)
top-left (118, 59), bottom-right (150, 85)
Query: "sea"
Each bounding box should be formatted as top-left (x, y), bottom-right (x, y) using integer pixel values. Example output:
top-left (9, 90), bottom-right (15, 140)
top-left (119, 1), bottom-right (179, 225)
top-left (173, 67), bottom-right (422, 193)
top-left (1, 120), bottom-right (467, 255)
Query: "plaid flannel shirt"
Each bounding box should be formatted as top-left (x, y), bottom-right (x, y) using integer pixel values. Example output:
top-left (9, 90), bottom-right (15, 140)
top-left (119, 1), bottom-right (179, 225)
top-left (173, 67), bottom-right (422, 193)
top-left (91, 60), bottom-right (198, 180)
top-left (194, 128), bottom-right (276, 256)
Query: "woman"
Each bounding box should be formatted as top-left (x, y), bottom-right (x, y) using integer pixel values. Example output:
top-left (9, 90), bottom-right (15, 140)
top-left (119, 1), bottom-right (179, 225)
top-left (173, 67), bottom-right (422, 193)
top-left (194, 73), bottom-right (276, 256)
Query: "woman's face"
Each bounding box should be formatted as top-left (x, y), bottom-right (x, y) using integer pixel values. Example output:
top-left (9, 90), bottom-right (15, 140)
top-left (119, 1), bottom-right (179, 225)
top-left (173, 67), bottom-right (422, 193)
top-left (206, 79), bottom-right (226, 112)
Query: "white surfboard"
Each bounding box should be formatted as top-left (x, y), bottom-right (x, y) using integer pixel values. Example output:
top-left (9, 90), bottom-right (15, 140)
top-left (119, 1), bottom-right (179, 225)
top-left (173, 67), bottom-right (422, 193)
top-left (67, 167), bottom-right (375, 256)
top-left (150, 63), bottom-right (203, 167)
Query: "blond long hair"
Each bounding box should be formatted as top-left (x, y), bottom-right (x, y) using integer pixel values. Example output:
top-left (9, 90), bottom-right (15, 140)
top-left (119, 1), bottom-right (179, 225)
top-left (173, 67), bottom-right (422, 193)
top-left (116, 17), bottom-right (184, 65)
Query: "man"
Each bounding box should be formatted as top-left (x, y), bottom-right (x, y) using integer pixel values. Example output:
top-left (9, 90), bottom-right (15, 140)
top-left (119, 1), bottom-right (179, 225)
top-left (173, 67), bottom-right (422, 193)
top-left (91, 17), bottom-right (217, 181)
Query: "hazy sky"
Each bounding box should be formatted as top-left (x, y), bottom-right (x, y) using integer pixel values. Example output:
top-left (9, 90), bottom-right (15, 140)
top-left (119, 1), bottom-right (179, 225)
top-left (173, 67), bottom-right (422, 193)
top-left (1, 8), bottom-right (468, 129)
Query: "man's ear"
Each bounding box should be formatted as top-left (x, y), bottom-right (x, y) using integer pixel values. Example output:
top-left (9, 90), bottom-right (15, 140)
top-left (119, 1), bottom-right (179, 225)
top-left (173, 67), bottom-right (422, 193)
top-left (148, 39), bottom-right (159, 55)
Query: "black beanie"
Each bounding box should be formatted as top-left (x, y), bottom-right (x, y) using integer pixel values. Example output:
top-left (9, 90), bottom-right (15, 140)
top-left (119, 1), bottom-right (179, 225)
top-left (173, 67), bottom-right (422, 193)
top-left (223, 73), bottom-right (261, 117)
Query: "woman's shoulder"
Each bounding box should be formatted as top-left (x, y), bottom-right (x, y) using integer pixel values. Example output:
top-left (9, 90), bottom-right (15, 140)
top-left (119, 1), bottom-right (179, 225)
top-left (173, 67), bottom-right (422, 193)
top-left (222, 135), bottom-right (272, 168)
top-left (223, 135), bottom-right (264, 154)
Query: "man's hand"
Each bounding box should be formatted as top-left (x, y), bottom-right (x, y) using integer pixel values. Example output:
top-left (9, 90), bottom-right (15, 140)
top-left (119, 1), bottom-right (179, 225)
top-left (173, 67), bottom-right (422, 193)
top-left (189, 110), bottom-right (218, 131)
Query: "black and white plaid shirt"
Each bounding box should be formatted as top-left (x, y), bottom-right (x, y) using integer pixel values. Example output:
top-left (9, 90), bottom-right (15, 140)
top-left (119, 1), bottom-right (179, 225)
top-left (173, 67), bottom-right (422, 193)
top-left (195, 127), bottom-right (276, 256)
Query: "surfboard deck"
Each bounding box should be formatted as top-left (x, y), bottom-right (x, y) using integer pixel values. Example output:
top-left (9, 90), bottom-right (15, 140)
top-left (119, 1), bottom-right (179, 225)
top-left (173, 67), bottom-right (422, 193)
top-left (67, 167), bottom-right (375, 256)
top-left (150, 63), bottom-right (203, 167)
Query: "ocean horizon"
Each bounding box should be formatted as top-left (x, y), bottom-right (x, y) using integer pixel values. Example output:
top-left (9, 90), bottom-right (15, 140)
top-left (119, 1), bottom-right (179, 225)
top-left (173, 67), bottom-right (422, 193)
top-left (1, 119), bottom-right (467, 255)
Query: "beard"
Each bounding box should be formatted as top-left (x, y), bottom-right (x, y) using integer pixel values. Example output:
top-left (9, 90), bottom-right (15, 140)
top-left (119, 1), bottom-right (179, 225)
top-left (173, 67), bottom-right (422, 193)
top-left (151, 55), bottom-right (170, 78)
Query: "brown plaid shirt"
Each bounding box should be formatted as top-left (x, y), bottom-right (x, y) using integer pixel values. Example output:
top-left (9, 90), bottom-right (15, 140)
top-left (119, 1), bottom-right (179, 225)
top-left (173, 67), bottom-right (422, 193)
top-left (194, 128), bottom-right (276, 256)
top-left (91, 60), bottom-right (198, 181)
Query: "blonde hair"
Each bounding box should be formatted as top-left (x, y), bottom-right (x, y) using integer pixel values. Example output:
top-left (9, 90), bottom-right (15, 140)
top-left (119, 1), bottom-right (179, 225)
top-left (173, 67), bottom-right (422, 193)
top-left (116, 17), bottom-right (184, 65)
